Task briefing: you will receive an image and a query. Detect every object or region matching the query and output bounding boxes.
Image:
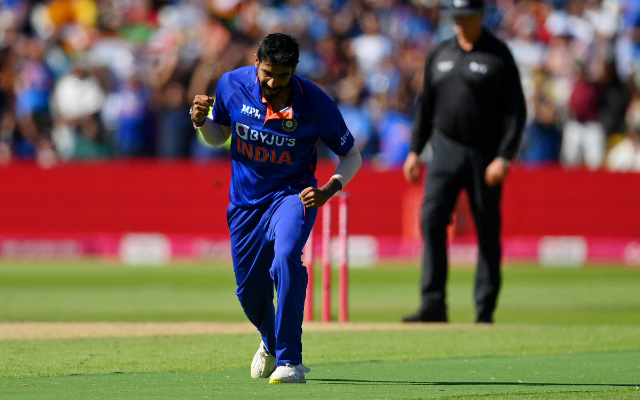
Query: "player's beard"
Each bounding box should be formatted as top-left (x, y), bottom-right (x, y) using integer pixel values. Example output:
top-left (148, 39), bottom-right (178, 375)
top-left (261, 83), bottom-right (284, 97)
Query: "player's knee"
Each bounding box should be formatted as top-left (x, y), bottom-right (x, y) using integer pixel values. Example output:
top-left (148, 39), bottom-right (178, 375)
top-left (273, 240), bottom-right (302, 262)
top-left (270, 251), bottom-right (306, 280)
top-left (422, 210), bottom-right (450, 233)
top-left (238, 292), bottom-right (272, 320)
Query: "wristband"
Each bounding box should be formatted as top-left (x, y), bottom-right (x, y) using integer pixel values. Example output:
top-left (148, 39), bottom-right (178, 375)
top-left (499, 157), bottom-right (510, 168)
top-left (189, 106), bottom-right (206, 127)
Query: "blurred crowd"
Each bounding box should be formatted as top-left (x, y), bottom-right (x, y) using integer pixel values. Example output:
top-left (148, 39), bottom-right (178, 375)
top-left (1, 0), bottom-right (640, 171)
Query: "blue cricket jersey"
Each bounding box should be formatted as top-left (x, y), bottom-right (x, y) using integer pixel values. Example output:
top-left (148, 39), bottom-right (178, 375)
top-left (211, 66), bottom-right (355, 207)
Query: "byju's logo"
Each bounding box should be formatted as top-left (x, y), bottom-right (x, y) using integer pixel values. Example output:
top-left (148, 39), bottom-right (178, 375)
top-left (241, 104), bottom-right (261, 119)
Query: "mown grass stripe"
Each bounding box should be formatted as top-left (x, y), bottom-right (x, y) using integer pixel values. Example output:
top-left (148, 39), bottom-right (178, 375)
top-left (2, 350), bottom-right (638, 399)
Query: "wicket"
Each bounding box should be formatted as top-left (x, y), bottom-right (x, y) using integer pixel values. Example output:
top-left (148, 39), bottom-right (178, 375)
top-left (303, 191), bottom-right (349, 322)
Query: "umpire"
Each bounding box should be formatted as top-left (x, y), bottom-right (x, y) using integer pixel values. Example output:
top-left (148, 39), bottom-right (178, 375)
top-left (402, 0), bottom-right (526, 324)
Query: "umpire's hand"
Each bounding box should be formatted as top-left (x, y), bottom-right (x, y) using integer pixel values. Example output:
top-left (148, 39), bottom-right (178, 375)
top-left (485, 157), bottom-right (509, 186)
top-left (403, 152), bottom-right (421, 184)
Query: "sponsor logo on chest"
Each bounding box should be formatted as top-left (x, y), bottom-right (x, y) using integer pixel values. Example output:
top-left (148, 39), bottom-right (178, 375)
top-left (436, 60), bottom-right (489, 75)
top-left (234, 123), bottom-right (295, 165)
top-left (469, 61), bottom-right (488, 74)
top-left (437, 61), bottom-right (454, 72)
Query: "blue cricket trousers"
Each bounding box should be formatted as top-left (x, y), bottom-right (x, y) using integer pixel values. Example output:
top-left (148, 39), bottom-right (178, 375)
top-left (227, 193), bottom-right (317, 366)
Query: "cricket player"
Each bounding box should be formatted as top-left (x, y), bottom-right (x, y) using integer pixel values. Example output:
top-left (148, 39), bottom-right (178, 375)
top-left (190, 33), bottom-right (362, 384)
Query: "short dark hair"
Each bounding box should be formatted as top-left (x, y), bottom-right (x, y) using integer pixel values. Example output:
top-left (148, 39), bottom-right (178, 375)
top-left (256, 33), bottom-right (299, 67)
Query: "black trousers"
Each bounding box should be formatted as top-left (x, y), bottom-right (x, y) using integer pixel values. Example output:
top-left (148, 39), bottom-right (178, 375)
top-left (419, 133), bottom-right (502, 322)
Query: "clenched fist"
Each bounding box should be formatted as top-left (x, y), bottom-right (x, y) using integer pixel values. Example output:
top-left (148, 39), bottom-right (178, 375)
top-left (191, 95), bottom-right (213, 122)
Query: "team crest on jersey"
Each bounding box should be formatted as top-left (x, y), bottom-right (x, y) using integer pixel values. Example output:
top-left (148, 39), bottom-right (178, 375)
top-left (282, 118), bottom-right (297, 132)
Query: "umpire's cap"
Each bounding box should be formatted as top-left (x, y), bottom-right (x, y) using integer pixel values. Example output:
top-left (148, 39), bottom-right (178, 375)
top-left (442, 0), bottom-right (485, 16)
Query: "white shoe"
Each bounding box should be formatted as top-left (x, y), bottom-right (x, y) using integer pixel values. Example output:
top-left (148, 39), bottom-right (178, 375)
top-left (250, 341), bottom-right (276, 378)
top-left (268, 363), bottom-right (310, 384)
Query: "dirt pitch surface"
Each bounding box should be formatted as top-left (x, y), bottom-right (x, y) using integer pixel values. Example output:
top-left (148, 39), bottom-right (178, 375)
top-left (0, 322), bottom-right (455, 341)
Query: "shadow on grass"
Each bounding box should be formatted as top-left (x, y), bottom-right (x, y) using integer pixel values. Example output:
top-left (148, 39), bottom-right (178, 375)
top-left (310, 379), bottom-right (639, 388)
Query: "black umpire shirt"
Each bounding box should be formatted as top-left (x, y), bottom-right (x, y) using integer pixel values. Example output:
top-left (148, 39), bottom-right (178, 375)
top-left (411, 28), bottom-right (526, 160)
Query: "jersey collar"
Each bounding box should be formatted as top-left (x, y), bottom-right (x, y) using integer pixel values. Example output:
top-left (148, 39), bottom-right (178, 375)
top-left (251, 67), bottom-right (309, 121)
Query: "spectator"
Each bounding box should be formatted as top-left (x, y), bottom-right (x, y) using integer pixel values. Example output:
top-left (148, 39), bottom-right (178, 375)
top-left (561, 60), bottom-right (606, 169)
top-left (519, 71), bottom-right (562, 165)
top-left (607, 73), bottom-right (640, 171)
top-left (50, 61), bottom-right (105, 160)
top-left (70, 113), bottom-right (112, 160)
top-left (336, 75), bottom-right (376, 158)
top-left (156, 81), bottom-right (193, 159)
top-left (112, 73), bottom-right (154, 157)
top-left (13, 37), bottom-right (53, 158)
top-left (606, 126), bottom-right (640, 171)
top-left (0, 0), bottom-right (637, 170)
top-left (349, 12), bottom-right (393, 77)
top-left (543, 11), bottom-right (579, 115)
top-left (597, 58), bottom-right (629, 139)
top-left (376, 90), bottom-right (413, 168)
top-left (506, 13), bottom-right (547, 119)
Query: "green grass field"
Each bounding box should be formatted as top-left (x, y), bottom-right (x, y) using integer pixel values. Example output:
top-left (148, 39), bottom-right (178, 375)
top-left (1, 260), bottom-right (639, 399)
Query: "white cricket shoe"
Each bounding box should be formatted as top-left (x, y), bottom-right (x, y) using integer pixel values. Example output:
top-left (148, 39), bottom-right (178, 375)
top-left (268, 363), bottom-right (310, 384)
top-left (250, 341), bottom-right (276, 379)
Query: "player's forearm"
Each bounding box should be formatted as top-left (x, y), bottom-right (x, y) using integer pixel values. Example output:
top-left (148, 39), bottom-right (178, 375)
top-left (332, 145), bottom-right (362, 188)
top-left (320, 176), bottom-right (343, 198)
top-left (196, 119), bottom-right (231, 147)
